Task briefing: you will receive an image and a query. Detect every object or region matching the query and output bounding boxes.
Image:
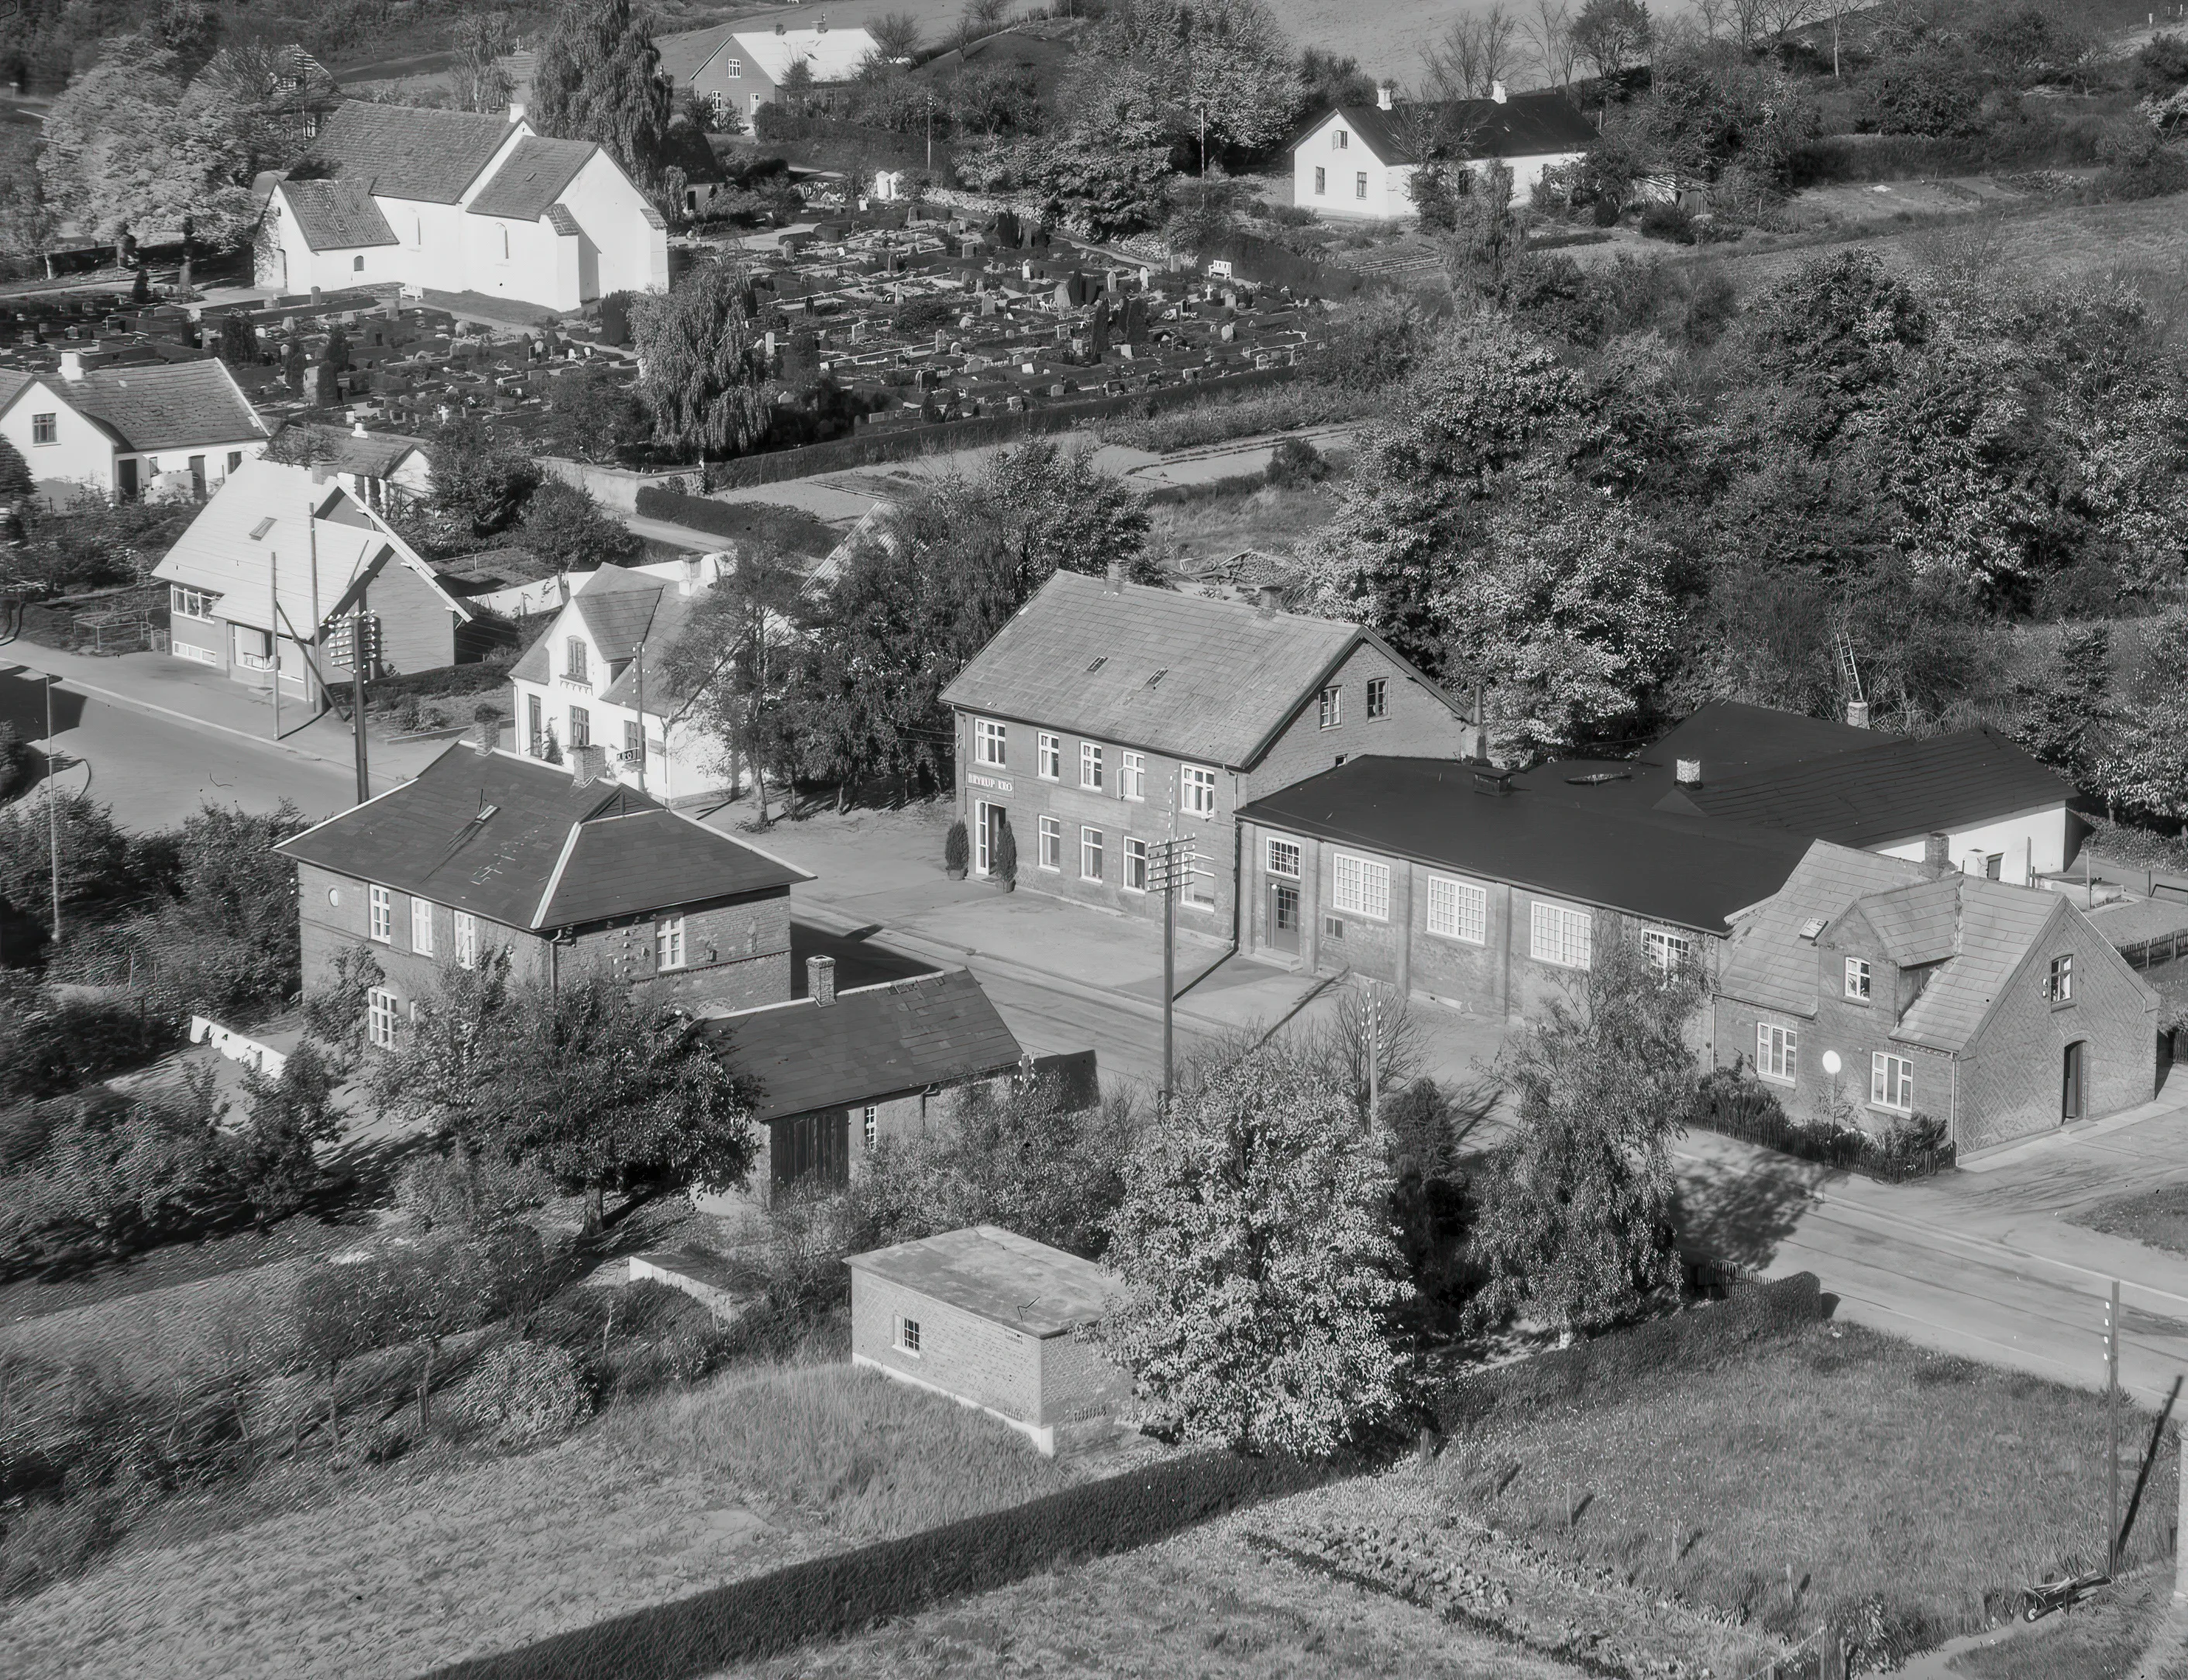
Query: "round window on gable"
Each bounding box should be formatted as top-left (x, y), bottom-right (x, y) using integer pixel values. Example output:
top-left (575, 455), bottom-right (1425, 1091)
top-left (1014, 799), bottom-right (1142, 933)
top-left (328, 886), bottom-right (341, 907)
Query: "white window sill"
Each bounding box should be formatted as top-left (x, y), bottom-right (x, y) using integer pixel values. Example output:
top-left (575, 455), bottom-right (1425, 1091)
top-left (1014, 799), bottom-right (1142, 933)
top-left (1758, 1072), bottom-right (1796, 1088)
top-left (1426, 930), bottom-right (1488, 947)
top-left (1868, 1103), bottom-right (1913, 1118)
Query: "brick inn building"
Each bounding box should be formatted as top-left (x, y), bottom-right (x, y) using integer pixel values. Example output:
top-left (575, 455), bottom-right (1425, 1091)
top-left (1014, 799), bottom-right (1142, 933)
top-left (939, 566), bottom-right (1480, 942)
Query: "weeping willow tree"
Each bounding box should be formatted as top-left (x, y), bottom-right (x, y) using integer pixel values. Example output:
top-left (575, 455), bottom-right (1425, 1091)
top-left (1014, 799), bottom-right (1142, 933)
top-left (629, 261), bottom-right (776, 469)
top-left (531, 0), bottom-right (673, 185)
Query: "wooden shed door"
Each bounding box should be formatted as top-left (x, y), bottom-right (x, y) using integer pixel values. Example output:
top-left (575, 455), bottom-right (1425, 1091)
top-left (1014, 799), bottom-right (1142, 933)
top-left (2062, 1041), bottom-right (2087, 1124)
top-left (772, 1111), bottom-right (849, 1187)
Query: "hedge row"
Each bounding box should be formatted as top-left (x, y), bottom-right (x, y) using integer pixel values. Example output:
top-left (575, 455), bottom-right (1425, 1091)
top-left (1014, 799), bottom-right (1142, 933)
top-left (642, 364), bottom-right (1299, 494)
top-left (425, 1449), bottom-right (1326, 1680)
top-left (1192, 230), bottom-right (1371, 299)
top-left (362, 658), bottom-right (517, 708)
top-left (1435, 1272), bottom-right (1826, 1434)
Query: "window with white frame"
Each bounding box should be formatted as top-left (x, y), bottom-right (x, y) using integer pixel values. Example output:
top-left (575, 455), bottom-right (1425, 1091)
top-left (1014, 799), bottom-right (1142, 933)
top-left (1125, 836), bottom-right (1147, 891)
top-left (1757, 1022), bottom-right (1798, 1083)
top-left (1081, 825), bottom-right (1104, 881)
top-left (1529, 901), bottom-right (1592, 969)
top-left (453, 911), bottom-right (478, 969)
top-left (1266, 838), bottom-right (1301, 879)
top-left (565, 638), bottom-right (588, 681)
top-left (1426, 873), bottom-right (1487, 945)
top-left (366, 986), bottom-right (399, 1049)
top-left (1037, 732), bottom-right (1061, 780)
top-left (1333, 128), bottom-right (1349, 149)
top-left (655, 914), bottom-right (686, 970)
top-left (2047, 954), bottom-right (2073, 1004)
top-left (568, 706), bottom-right (590, 749)
top-left (1080, 742), bottom-right (1103, 790)
top-left (862, 1105), bottom-right (879, 1150)
top-left (894, 1314), bottom-right (920, 1354)
top-left (1644, 928), bottom-right (1692, 976)
top-left (411, 897), bottom-right (435, 955)
top-left (31, 412), bottom-right (57, 445)
top-left (170, 585), bottom-right (218, 621)
top-left (1180, 763), bottom-right (1216, 818)
top-left (1314, 165), bottom-right (1326, 195)
top-left (1318, 685), bottom-right (1341, 729)
top-left (974, 718), bottom-right (1006, 767)
top-left (368, 884), bottom-right (392, 942)
top-left (1332, 852), bottom-right (1391, 921)
top-left (726, 57), bottom-right (743, 76)
top-left (1367, 676), bottom-right (1388, 719)
top-left (1122, 750), bottom-right (1145, 800)
top-left (1872, 1052), bottom-right (1914, 1112)
top-left (1846, 958), bottom-right (1872, 1001)
top-left (1356, 171), bottom-right (1368, 198)
top-left (1038, 815), bottom-right (1061, 870)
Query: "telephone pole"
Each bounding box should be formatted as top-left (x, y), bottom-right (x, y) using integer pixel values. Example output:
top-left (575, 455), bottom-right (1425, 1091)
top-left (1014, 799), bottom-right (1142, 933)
top-left (2105, 1279), bottom-right (2121, 1573)
top-left (1147, 837), bottom-right (1200, 1111)
top-left (327, 601), bottom-right (377, 805)
top-left (43, 673), bottom-right (60, 945)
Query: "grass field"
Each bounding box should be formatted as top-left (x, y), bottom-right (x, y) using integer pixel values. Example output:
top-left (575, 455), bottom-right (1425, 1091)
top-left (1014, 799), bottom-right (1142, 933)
top-left (1949, 1565), bottom-right (2174, 1680)
top-left (1409, 1322), bottom-right (2176, 1661)
top-left (725, 1507), bottom-right (1595, 1680)
top-left (2069, 1182), bottom-right (2188, 1260)
top-left (2, 1362), bottom-right (1089, 1680)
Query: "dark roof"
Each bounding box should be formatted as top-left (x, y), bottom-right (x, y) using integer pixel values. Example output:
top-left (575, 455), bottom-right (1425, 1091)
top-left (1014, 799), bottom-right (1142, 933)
top-left (845, 1225), bottom-right (1121, 1337)
top-left (1239, 755), bottom-right (1814, 935)
top-left (281, 177), bottom-right (397, 250)
top-left (942, 571), bottom-right (1464, 769)
top-left (1646, 701), bottom-right (1885, 783)
top-left (432, 545), bottom-right (556, 591)
top-left (276, 742), bottom-right (806, 930)
top-left (466, 136), bottom-right (598, 220)
top-left (1306, 91), bottom-right (1598, 166)
top-left (277, 422), bottom-right (428, 477)
top-left (308, 100), bottom-right (518, 205)
top-left (64, 361), bottom-right (267, 451)
top-left (702, 969), bottom-right (1023, 1121)
top-left (1659, 728), bottom-right (2073, 849)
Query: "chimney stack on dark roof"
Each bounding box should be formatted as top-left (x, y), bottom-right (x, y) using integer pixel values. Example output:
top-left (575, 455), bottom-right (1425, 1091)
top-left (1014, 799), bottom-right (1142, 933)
top-left (1255, 584), bottom-right (1281, 617)
top-left (468, 717), bottom-right (497, 756)
top-left (1676, 758), bottom-right (1703, 788)
top-left (808, 954), bottom-right (837, 1007)
top-left (1846, 699), bottom-right (1871, 728)
top-left (569, 742), bottom-right (607, 787)
top-left (1104, 560), bottom-right (1124, 594)
top-left (1924, 831), bottom-right (1952, 875)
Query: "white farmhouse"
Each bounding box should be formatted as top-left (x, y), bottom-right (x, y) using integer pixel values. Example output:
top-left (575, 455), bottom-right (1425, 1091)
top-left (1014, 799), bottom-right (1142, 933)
top-left (0, 353), bottom-right (270, 509)
top-left (1291, 84), bottom-right (1598, 219)
top-left (256, 101), bottom-right (669, 314)
top-left (657, 23), bottom-right (880, 126)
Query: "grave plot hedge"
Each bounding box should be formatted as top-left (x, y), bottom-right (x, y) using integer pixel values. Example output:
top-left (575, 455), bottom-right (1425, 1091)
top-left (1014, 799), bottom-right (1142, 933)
top-left (425, 1449), bottom-right (1328, 1680)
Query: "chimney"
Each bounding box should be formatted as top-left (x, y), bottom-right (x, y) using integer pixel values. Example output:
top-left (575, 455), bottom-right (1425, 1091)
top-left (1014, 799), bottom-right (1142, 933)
top-left (679, 553), bottom-right (703, 595)
top-left (468, 718), bottom-right (498, 755)
top-left (1845, 698), bottom-right (1871, 728)
top-left (1377, 81), bottom-right (1394, 111)
top-left (1104, 559), bottom-right (1125, 593)
top-left (57, 349), bottom-right (83, 380)
top-left (1255, 584), bottom-right (1281, 616)
top-left (807, 954), bottom-right (837, 1007)
top-left (507, 100), bottom-right (527, 124)
top-left (1491, 79), bottom-right (1508, 103)
top-left (1473, 766), bottom-right (1512, 797)
top-left (569, 742), bottom-right (607, 787)
top-left (1924, 831), bottom-right (1952, 875)
top-left (311, 462), bottom-right (335, 484)
top-left (1675, 758), bottom-right (1703, 787)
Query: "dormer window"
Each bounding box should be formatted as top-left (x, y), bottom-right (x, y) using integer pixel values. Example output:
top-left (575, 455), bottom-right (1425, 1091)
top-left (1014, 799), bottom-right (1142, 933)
top-left (1845, 958), bottom-right (1871, 1001)
top-left (2047, 954), bottom-right (2073, 1004)
top-left (565, 638), bottom-right (588, 682)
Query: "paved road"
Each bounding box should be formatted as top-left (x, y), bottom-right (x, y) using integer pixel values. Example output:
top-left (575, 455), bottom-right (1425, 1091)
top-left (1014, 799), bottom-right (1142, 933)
top-left (0, 662), bottom-right (369, 830)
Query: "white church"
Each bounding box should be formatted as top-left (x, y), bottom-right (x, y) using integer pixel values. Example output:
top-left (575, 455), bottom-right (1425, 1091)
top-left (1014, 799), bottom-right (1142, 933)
top-left (257, 101), bottom-right (669, 314)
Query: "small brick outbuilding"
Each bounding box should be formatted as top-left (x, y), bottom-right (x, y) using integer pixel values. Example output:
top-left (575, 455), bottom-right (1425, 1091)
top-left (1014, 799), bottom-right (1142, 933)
top-left (846, 1225), bottom-right (1130, 1455)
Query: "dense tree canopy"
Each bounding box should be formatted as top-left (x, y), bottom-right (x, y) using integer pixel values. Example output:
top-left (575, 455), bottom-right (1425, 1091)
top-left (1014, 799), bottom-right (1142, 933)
top-left (532, 0), bottom-right (675, 184)
top-left (630, 262), bottom-right (776, 462)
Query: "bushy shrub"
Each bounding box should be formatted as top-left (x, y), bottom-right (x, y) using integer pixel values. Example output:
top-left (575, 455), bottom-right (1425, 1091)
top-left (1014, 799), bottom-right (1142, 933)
top-left (1638, 200), bottom-right (1696, 244)
top-left (1264, 435), bottom-right (1328, 488)
top-left (596, 291), bottom-right (635, 347)
top-left (397, 1144), bottom-right (555, 1234)
top-left (1319, 293), bottom-right (1432, 392)
top-left (1691, 1065), bottom-right (1954, 1181)
top-left (944, 818), bottom-right (968, 873)
top-left (1862, 46), bottom-right (1989, 138)
top-left (452, 1340), bottom-right (590, 1447)
top-left (2137, 32), bottom-right (2188, 96)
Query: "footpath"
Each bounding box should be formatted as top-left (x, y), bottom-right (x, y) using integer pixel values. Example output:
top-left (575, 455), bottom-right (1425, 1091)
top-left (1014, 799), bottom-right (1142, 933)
top-left (0, 638), bottom-right (446, 790)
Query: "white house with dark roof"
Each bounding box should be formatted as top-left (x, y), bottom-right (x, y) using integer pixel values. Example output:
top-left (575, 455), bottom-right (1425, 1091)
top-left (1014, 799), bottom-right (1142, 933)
top-left (509, 560), bottom-right (731, 801)
top-left (1712, 840), bottom-right (2161, 1155)
top-left (1292, 85), bottom-right (1598, 216)
top-left (940, 566), bottom-right (1479, 938)
top-left (0, 353), bottom-right (270, 508)
top-left (274, 422), bottom-right (435, 513)
top-left (256, 100), bottom-right (669, 312)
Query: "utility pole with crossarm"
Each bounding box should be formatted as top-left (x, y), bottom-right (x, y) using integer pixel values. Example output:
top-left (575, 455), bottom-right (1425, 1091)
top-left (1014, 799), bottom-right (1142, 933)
top-left (1147, 836), bottom-right (1202, 1112)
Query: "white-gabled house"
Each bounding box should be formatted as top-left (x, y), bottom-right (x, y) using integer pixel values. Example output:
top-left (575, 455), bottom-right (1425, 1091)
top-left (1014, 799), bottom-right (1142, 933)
top-left (154, 456), bottom-right (473, 695)
top-left (275, 422), bottom-right (435, 515)
top-left (508, 561), bottom-right (732, 802)
top-left (256, 100), bottom-right (669, 313)
top-left (658, 23), bottom-right (879, 125)
top-left (0, 353), bottom-right (270, 508)
top-left (1291, 84), bottom-right (1598, 217)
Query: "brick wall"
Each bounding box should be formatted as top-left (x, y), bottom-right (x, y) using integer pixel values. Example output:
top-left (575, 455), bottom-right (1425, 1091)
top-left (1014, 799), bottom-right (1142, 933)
top-left (952, 641), bottom-right (1472, 944)
top-left (1956, 921), bottom-right (2158, 1154)
top-left (852, 1271), bottom-right (1042, 1424)
top-left (1037, 1321), bottom-right (1132, 1427)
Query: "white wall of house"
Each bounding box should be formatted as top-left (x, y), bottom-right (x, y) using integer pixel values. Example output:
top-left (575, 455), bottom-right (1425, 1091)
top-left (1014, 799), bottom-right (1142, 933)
top-left (509, 667), bottom-right (724, 800)
top-left (461, 209), bottom-right (567, 307)
top-left (1473, 150), bottom-right (1584, 204)
top-left (2, 378), bottom-right (119, 502)
top-left (561, 150), bottom-right (669, 298)
top-left (1292, 116), bottom-right (1412, 219)
top-left (1875, 805), bottom-right (2076, 886)
top-left (256, 190), bottom-right (411, 294)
